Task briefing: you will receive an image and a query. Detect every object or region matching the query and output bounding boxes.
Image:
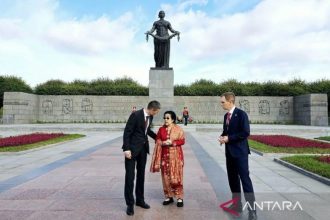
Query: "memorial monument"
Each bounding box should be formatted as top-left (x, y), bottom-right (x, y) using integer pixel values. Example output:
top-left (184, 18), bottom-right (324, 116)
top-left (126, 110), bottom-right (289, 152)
top-left (145, 10), bottom-right (180, 124)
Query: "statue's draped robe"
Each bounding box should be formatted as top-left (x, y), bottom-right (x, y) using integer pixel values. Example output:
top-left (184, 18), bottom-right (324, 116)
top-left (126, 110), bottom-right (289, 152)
top-left (153, 20), bottom-right (173, 68)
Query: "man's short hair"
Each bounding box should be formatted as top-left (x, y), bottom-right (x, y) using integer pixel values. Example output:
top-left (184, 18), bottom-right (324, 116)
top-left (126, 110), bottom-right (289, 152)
top-left (147, 100), bottom-right (161, 110)
top-left (221, 92), bottom-right (235, 104)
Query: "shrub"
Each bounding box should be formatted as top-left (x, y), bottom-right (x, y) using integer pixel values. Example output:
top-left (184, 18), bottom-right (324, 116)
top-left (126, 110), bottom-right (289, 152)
top-left (3, 76), bottom-right (330, 100)
top-left (0, 75), bottom-right (33, 108)
top-left (34, 79), bottom-right (66, 95)
top-left (174, 78), bottom-right (329, 97)
top-left (174, 85), bottom-right (191, 96)
top-left (34, 77), bottom-right (148, 96)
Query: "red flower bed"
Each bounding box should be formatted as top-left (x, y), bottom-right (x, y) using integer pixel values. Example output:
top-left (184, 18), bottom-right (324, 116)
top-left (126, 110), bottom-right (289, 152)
top-left (317, 156), bottom-right (330, 164)
top-left (249, 135), bottom-right (330, 148)
top-left (0, 133), bottom-right (65, 147)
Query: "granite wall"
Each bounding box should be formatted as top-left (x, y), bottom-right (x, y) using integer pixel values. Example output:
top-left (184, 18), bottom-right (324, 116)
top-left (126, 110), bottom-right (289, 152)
top-left (2, 92), bottom-right (328, 126)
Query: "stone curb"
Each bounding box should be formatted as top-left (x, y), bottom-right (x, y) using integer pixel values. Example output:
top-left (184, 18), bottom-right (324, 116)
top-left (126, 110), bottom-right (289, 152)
top-left (273, 158), bottom-right (330, 186)
top-left (250, 148), bottom-right (264, 156)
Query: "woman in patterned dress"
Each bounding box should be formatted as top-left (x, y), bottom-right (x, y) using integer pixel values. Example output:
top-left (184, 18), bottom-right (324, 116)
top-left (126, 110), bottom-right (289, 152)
top-left (150, 110), bottom-right (185, 207)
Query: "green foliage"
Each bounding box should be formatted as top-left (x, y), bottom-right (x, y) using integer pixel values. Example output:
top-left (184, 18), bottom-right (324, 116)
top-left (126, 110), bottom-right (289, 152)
top-left (175, 79), bottom-right (220, 96)
top-left (309, 79), bottom-right (330, 94)
top-left (2, 75), bottom-right (330, 97)
top-left (0, 107), bottom-right (2, 117)
top-left (286, 79), bottom-right (310, 96)
top-left (34, 77), bottom-right (148, 96)
top-left (281, 155), bottom-right (330, 179)
top-left (174, 78), bottom-right (330, 97)
top-left (0, 75), bottom-right (33, 107)
top-left (34, 79), bottom-right (66, 95)
top-left (174, 85), bottom-right (191, 96)
top-left (220, 79), bottom-right (245, 95)
top-left (242, 82), bottom-right (264, 96)
top-left (190, 79), bottom-right (216, 86)
top-left (315, 136), bottom-right (330, 141)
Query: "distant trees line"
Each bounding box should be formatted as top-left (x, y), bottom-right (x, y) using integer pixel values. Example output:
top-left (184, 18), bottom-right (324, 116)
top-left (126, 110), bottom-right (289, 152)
top-left (1, 75), bottom-right (329, 109)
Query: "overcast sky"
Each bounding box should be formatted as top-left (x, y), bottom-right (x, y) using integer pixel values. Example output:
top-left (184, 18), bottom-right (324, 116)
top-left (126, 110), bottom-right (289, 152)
top-left (0, 0), bottom-right (329, 87)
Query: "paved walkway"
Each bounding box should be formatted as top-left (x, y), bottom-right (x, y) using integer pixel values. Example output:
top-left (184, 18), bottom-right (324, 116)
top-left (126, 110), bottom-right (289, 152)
top-left (0, 124), bottom-right (329, 220)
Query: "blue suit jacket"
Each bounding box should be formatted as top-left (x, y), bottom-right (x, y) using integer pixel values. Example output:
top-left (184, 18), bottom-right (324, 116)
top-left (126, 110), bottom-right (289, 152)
top-left (221, 108), bottom-right (251, 158)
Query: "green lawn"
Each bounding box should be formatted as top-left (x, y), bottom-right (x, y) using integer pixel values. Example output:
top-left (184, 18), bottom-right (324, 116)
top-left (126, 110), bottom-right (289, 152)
top-left (315, 136), bottom-right (330, 141)
top-left (249, 140), bottom-right (330, 154)
top-left (281, 155), bottom-right (330, 179)
top-left (0, 134), bottom-right (85, 152)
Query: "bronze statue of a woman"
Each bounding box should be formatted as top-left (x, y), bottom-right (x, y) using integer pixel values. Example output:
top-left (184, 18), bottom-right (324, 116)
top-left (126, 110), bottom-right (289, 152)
top-left (145, 11), bottom-right (180, 69)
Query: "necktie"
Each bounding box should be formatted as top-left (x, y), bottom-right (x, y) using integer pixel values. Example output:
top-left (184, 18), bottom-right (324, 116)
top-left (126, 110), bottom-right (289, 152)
top-left (145, 116), bottom-right (150, 132)
top-left (226, 113), bottom-right (231, 126)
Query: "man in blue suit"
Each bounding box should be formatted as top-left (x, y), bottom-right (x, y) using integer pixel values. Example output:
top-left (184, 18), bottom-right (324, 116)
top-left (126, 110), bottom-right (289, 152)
top-left (219, 92), bottom-right (257, 220)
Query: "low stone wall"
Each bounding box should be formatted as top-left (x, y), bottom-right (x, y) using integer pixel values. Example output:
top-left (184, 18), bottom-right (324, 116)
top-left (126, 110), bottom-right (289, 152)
top-left (173, 96), bottom-right (294, 124)
top-left (2, 92), bottom-right (328, 126)
top-left (294, 94), bottom-right (328, 126)
top-left (2, 92), bottom-right (38, 124)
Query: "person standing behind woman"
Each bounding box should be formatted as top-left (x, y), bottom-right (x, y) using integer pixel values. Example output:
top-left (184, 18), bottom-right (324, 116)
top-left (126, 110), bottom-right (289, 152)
top-left (150, 111), bottom-right (185, 207)
top-left (131, 106), bottom-right (137, 113)
top-left (182, 107), bottom-right (189, 126)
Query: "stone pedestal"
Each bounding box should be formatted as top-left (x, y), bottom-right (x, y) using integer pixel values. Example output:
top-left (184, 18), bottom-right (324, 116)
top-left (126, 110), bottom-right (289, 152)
top-left (149, 68), bottom-right (174, 125)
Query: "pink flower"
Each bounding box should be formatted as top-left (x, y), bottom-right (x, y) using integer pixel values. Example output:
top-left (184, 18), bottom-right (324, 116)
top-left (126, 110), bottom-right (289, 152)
top-left (317, 156), bottom-right (330, 164)
top-left (249, 135), bottom-right (330, 149)
top-left (0, 133), bottom-right (65, 148)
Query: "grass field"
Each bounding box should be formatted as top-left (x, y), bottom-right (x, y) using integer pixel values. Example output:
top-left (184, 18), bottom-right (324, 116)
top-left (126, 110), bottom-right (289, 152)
top-left (281, 155), bottom-right (330, 179)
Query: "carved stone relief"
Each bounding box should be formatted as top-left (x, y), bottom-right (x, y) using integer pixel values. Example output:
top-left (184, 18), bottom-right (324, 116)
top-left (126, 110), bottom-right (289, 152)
top-left (62, 99), bottom-right (73, 114)
top-left (42, 100), bottom-right (53, 115)
top-left (82, 98), bottom-right (93, 113)
top-left (279, 100), bottom-right (289, 115)
top-left (239, 100), bottom-right (250, 113)
top-left (259, 100), bottom-right (270, 115)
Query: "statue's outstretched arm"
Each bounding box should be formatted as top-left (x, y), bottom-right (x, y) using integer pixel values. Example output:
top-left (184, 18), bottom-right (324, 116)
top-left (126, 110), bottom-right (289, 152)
top-left (145, 23), bottom-right (156, 34)
top-left (145, 23), bottom-right (157, 41)
top-left (168, 23), bottom-right (180, 34)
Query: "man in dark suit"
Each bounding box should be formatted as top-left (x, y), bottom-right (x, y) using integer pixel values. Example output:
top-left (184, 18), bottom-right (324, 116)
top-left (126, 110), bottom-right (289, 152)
top-left (219, 92), bottom-right (257, 220)
top-left (122, 100), bottom-right (161, 216)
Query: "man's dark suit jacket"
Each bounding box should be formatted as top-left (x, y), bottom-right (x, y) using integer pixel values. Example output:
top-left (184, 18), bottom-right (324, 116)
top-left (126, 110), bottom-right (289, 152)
top-left (122, 109), bottom-right (157, 156)
top-left (221, 108), bottom-right (251, 158)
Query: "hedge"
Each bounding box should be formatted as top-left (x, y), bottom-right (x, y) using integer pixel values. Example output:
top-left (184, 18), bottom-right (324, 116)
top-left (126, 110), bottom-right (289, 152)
top-left (1, 76), bottom-right (329, 111)
top-left (0, 75), bottom-right (33, 107)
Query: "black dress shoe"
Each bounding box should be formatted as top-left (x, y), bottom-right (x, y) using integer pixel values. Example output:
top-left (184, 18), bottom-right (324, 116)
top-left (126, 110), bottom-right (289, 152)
top-left (248, 211), bottom-right (257, 220)
top-left (163, 197), bottom-right (174, 205)
top-left (126, 206), bottom-right (134, 216)
top-left (136, 201), bottom-right (150, 209)
top-left (228, 202), bottom-right (243, 213)
top-left (177, 199), bottom-right (184, 207)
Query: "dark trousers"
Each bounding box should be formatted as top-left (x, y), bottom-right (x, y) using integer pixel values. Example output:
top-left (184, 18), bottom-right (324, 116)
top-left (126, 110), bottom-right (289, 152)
top-left (124, 146), bottom-right (147, 206)
top-left (183, 116), bottom-right (188, 125)
top-left (226, 152), bottom-right (256, 208)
